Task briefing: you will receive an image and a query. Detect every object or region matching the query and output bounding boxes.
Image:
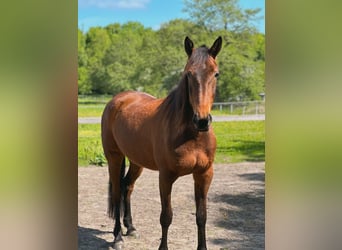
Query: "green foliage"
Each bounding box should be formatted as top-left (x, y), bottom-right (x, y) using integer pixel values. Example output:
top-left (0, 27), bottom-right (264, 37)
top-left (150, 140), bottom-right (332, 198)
top-left (215, 30), bottom-right (265, 101)
top-left (78, 66), bottom-right (91, 94)
top-left (78, 121), bottom-right (265, 166)
top-left (183, 0), bottom-right (262, 32)
top-left (89, 152), bottom-right (106, 166)
top-left (77, 0), bottom-right (265, 101)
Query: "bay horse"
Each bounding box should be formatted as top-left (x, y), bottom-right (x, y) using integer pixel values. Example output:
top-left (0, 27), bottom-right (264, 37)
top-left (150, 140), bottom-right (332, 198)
top-left (101, 36), bottom-right (222, 250)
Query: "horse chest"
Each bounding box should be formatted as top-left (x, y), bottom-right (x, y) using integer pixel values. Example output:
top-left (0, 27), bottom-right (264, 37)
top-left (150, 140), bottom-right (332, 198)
top-left (174, 146), bottom-right (211, 173)
top-left (165, 133), bottom-right (216, 175)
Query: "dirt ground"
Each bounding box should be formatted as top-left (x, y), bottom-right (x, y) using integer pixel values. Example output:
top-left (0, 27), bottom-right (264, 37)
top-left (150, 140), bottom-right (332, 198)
top-left (78, 162), bottom-right (265, 250)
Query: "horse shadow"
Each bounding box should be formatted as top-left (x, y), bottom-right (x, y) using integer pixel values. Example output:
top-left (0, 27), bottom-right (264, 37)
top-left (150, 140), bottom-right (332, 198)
top-left (78, 226), bottom-right (112, 249)
top-left (210, 172), bottom-right (265, 249)
top-left (239, 172), bottom-right (265, 182)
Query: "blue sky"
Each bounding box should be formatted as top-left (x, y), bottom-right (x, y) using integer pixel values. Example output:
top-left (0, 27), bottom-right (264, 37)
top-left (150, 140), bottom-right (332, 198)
top-left (78, 0), bottom-right (265, 33)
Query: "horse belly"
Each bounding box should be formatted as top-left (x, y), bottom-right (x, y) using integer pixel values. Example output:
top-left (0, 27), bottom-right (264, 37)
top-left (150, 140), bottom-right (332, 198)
top-left (112, 118), bottom-right (158, 171)
top-left (107, 91), bottom-right (162, 170)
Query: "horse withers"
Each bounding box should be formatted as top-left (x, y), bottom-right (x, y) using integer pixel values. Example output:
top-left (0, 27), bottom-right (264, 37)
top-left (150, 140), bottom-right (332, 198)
top-left (101, 36), bottom-right (222, 250)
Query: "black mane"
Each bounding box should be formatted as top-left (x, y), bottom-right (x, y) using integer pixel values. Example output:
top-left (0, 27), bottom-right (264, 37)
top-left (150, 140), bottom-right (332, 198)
top-left (160, 74), bottom-right (192, 126)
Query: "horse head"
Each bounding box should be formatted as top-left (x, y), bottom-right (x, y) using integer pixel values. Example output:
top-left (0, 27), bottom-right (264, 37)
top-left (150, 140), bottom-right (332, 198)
top-left (184, 36), bottom-right (222, 131)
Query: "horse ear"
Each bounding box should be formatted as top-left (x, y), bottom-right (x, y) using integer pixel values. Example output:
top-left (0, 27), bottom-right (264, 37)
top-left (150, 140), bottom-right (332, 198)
top-left (184, 36), bottom-right (194, 57)
top-left (209, 36), bottom-right (222, 58)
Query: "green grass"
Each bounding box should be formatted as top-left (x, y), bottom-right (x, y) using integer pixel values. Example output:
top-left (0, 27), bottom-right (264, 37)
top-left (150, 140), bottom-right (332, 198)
top-left (78, 95), bottom-right (110, 117)
top-left (78, 104), bottom-right (106, 117)
top-left (78, 121), bottom-right (264, 166)
top-left (78, 124), bottom-right (106, 166)
top-left (213, 121), bottom-right (265, 163)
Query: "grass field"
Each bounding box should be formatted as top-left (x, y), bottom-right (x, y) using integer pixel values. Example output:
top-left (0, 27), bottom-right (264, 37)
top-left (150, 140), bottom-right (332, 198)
top-left (213, 121), bottom-right (265, 163)
top-left (78, 120), bottom-right (264, 166)
top-left (78, 104), bottom-right (105, 117)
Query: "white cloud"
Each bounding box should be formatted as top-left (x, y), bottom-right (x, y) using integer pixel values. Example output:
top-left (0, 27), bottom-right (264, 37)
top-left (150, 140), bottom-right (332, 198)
top-left (79, 0), bottom-right (150, 9)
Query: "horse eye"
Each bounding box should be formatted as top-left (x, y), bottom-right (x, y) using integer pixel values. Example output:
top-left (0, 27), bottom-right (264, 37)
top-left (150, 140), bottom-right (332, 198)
top-left (214, 72), bottom-right (220, 78)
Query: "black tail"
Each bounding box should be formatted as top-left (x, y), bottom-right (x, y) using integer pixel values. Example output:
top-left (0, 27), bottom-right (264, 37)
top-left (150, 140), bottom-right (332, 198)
top-left (108, 180), bottom-right (114, 219)
top-left (108, 158), bottom-right (126, 219)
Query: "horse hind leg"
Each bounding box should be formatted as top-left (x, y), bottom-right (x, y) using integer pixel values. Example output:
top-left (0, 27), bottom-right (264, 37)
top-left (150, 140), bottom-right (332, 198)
top-left (122, 161), bottom-right (143, 237)
top-left (107, 153), bottom-right (126, 249)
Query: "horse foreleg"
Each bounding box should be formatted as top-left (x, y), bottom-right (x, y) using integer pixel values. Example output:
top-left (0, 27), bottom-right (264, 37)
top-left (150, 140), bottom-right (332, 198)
top-left (158, 172), bottom-right (177, 250)
top-left (123, 162), bottom-right (143, 236)
top-left (193, 167), bottom-right (213, 250)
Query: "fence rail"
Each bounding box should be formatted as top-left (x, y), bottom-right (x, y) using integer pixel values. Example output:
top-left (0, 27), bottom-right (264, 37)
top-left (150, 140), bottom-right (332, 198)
top-left (78, 95), bottom-right (265, 116)
top-left (212, 101), bottom-right (265, 115)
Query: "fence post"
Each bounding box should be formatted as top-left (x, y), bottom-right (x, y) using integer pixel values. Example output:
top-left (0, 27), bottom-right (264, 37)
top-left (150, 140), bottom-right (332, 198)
top-left (256, 102), bottom-right (259, 115)
top-left (230, 103), bottom-right (233, 114)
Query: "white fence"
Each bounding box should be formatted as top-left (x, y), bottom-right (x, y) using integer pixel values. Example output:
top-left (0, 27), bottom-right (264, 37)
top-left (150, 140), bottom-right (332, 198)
top-left (212, 101), bottom-right (265, 115)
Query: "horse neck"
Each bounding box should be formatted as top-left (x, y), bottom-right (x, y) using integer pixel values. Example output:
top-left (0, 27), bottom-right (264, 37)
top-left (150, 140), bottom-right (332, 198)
top-left (160, 75), bottom-right (194, 133)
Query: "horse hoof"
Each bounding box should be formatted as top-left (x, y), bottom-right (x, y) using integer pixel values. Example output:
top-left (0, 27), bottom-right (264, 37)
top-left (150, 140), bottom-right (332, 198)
top-left (113, 241), bottom-right (124, 250)
top-left (127, 229), bottom-right (139, 238)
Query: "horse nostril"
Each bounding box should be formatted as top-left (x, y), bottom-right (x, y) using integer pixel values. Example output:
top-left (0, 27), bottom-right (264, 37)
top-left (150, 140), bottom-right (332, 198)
top-left (198, 118), bottom-right (209, 128)
top-left (192, 114), bottom-right (212, 131)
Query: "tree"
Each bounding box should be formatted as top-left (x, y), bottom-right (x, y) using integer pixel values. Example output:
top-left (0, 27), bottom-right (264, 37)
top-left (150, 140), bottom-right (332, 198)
top-left (78, 29), bottom-right (91, 94)
top-left (215, 30), bottom-right (264, 101)
top-left (156, 19), bottom-right (218, 95)
top-left (182, 0), bottom-right (265, 101)
top-left (84, 27), bottom-right (111, 94)
top-left (77, 8), bottom-right (265, 101)
top-left (102, 22), bottom-right (154, 95)
top-left (183, 0), bottom-right (261, 32)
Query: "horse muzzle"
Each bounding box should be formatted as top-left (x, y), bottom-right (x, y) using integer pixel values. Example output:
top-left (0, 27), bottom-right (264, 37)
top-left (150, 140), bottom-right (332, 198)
top-left (192, 113), bottom-right (212, 132)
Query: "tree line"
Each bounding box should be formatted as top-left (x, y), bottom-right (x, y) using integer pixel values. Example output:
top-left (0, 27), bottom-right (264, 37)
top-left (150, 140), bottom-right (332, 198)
top-left (78, 0), bottom-right (265, 101)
